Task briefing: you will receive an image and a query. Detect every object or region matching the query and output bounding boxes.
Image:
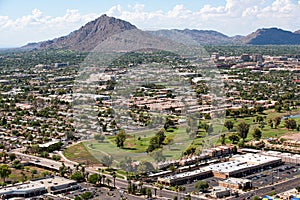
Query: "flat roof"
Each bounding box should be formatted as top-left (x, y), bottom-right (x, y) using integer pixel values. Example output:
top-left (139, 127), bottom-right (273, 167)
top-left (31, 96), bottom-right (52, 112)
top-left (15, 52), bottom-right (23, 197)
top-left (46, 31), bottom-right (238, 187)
top-left (161, 169), bottom-right (210, 181)
top-left (38, 140), bottom-right (60, 148)
top-left (232, 153), bottom-right (281, 165)
top-left (221, 177), bottom-right (251, 184)
top-left (0, 176), bottom-right (76, 195)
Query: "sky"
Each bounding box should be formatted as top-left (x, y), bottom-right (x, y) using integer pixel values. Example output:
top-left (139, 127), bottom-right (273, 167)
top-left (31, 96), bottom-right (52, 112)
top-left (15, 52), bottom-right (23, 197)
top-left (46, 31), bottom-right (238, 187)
top-left (0, 0), bottom-right (300, 47)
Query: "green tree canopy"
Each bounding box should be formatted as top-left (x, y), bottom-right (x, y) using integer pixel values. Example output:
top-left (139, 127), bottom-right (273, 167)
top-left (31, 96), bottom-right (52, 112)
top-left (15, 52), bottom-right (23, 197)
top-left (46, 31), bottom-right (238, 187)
top-left (195, 180), bottom-right (209, 192)
top-left (115, 129), bottom-right (127, 148)
top-left (224, 120), bottom-right (234, 131)
top-left (0, 164), bottom-right (11, 182)
top-left (237, 122), bottom-right (250, 139)
top-left (252, 128), bottom-right (262, 141)
top-left (87, 173), bottom-right (99, 184)
top-left (70, 171), bottom-right (85, 182)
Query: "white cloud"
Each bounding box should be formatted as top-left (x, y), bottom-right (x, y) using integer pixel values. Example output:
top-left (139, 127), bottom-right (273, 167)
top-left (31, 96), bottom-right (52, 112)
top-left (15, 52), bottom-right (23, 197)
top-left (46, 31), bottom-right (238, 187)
top-left (1, 0), bottom-right (300, 47)
top-left (0, 9), bottom-right (99, 47)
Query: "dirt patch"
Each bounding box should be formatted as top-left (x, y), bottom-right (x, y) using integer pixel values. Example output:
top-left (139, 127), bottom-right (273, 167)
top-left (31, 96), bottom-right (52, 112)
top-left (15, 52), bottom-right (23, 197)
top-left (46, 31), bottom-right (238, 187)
top-left (280, 132), bottom-right (300, 140)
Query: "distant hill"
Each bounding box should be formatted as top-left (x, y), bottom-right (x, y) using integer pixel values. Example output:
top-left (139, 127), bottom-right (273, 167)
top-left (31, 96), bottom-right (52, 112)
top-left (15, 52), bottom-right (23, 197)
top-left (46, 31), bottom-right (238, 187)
top-left (242, 28), bottom-right (300, 45)
top-left (147, 29), bottom-right (239, 45)
top-left (23, 14), bottom-right (137, 51)
top-left (22, 15), bottom-right (300, 51)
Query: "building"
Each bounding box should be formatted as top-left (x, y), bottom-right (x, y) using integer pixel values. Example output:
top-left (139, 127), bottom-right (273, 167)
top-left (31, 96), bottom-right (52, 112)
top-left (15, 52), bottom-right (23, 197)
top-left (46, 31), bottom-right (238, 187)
top-left (219, 178), bottom-right (252, 190)
top-left (211, 53), bottom-right (220, 61)
top-left (252, 54), bottom-right (264, 62)
top-left (240, 54), bottom-right (251, 62)
top-left (206, 153), bottom-right (281, 178)
top-left (210, 186), bottom-right (230, 198)
top-left (38, 140), bottom-right (61, 149)
top-left (157, 169), bottom-right (212, 186)
top-left (0, 176), bottom-right (79, 199)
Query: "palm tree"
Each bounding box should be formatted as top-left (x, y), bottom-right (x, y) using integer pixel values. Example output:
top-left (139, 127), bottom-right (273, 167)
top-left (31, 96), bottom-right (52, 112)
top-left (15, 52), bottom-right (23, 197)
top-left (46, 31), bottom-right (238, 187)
top-left (102, 175), bottom-right (106, 185)
top-left (97, 173), bottom-right (102, 186)
top-left (111, 171), bottom-right (117, 188)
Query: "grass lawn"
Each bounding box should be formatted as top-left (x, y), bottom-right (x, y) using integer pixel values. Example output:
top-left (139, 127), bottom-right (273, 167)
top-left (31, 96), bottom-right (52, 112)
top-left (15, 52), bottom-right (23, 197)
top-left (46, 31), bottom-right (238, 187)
top-left (63, 126), bottom-right (199, 168)
top-left (64, 107), bottom-right (300, 167)
top-left (224, 108), bottom-right (300, 142)
top-left (63, 142), bottom-right (101, 165)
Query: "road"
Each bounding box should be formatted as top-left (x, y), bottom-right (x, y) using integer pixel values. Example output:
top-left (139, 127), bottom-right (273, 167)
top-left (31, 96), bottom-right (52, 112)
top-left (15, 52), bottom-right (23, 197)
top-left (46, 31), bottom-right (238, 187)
top-left (229, 176), bottom-right (300, 200)
top-left (12, 151), bottom-right (206, 199)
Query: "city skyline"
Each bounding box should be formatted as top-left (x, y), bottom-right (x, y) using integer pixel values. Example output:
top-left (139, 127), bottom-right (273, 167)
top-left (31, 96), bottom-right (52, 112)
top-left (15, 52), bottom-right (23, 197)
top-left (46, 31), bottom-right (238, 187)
top-left (1, 0), bottom-right (300, 47)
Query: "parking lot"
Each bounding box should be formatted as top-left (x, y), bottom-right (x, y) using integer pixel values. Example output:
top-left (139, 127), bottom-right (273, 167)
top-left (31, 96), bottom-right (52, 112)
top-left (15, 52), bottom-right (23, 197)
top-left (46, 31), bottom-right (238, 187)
top-left (181, 163), bottom-right (300, 194)
top-left (245, 163), bottom-right (300, 188)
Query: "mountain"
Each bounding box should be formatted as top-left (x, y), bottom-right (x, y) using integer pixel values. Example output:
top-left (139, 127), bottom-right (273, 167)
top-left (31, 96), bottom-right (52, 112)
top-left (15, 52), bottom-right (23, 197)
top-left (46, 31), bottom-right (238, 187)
top-left (23, 14), bottom-right (137, 51)
top-left (242, 28), bottom-right (300, 45)
top-left (147, 29), bottom-right (238, 45)
top-left (22, 15), bottom-right (300, 50)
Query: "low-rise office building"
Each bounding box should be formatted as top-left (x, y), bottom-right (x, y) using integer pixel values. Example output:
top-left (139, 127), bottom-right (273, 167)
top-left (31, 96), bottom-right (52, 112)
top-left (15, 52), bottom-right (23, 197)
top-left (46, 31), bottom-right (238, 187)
top-left (219, 178), bottom-right (252, 190)
top-left (210, 186), bottom-right (230, 198)
top-left (157, 169), bottom-right (212, 186)
top-left (157, 153), bottom-right (282, 185)
top-left (0, 176), bottom-right (79, 199)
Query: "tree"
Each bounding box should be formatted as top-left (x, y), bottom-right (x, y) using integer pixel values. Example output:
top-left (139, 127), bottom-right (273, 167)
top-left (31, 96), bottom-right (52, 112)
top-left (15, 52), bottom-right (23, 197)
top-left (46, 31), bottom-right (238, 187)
top-left (253, 196), bottom-right (260, 200)
top-left (137, 161), bottom-right (154, 175)
top-left (9, 153), bottom-right (16, 161)
top-left (169, 165), bottom-right (176, 173)
top-left (285, 118), bottom-right (297, 130)
top-left (0, 164), bottom-right (11, 182)
top-left (164, 116), bottom-right (175, 130)
top-left (252, 128), bottom-right (262, 141)
top-left (237, 122), bottom-right (250, 139)
top-left (183, 145), bottom-right (196, 156)
top-left (119, 157), bottom-right (134, 172)
top-left (220, 134), bottom-right (226, 145)
top-left (59, 162), bottom-right (68, 177)
top-left (156, 129), bottom-right (166, 145)
top-left (146, 129), bottom-right (166, 153)
top-left (111, 171), bottom-right (117, 188)
top-left (80, 191), bottom-right (94, 200)
top-left (268, 119), bottom-right (273, 128)
top-left (224, 120), bottom-right (234, 131)
top-left (40, 151), bottom-right (49, 158)
top-left (255, 105), bottom-right (264, 113)
top-left (273, 117), bottom-right (281, 129)
top-left (115, 129), bottom-right (126, 148)
top-left (195, 180), bottom-right (209, 192)
top-left (87, 173), bottom-right (99, 185)
top-left (71, 171), bottom-right (84, 182)
top-left (296, 185), bottom-right (300, 192)
top-left (101, 155), bottom-right (113, 168)
top-left (228, 133), bottom-right (240, 144)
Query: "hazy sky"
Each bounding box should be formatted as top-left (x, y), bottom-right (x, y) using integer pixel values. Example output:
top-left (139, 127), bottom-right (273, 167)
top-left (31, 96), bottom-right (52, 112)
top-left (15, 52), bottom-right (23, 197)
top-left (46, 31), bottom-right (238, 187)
top-left (1, 0), bottom-right (300, 47)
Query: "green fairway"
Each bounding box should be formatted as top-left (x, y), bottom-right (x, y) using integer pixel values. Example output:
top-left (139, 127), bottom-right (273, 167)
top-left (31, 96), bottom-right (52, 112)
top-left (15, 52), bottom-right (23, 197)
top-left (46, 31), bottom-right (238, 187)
top-left (64, 108), bottom-right (300, 167)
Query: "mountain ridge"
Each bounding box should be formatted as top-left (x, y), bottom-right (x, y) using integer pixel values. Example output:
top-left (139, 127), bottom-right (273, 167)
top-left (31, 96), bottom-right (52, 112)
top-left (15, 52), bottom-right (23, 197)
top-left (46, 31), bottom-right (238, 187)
top-left (242, 27), bottom-right (300, 45)
top-left (22, 15), bottom-right (300, 51)
top-left (23, 14), bottom-right (137, 51)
